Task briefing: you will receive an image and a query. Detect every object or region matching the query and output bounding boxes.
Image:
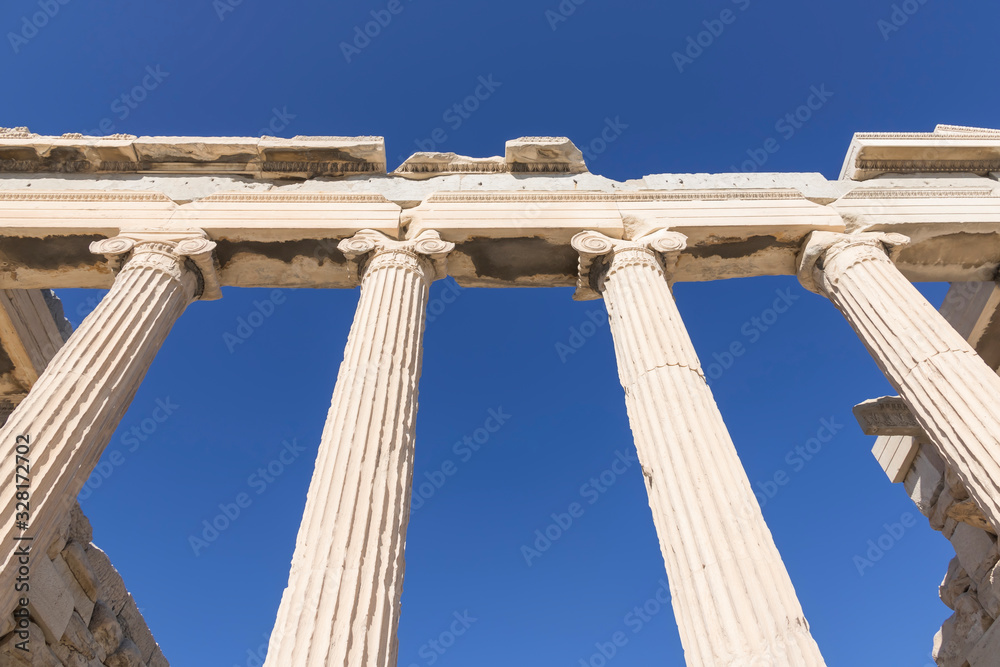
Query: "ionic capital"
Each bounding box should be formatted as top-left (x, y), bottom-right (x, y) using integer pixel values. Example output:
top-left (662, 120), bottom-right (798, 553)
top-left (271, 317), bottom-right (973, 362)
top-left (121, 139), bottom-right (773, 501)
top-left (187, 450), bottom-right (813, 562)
top-left (570, 229), bottom-right (687, 300)
top-left (796, 231), bottom-right (910, 295)
top-left (90, 230), bottom-right (221, 300)
top-left (338, 229), bottom-right (455, 282)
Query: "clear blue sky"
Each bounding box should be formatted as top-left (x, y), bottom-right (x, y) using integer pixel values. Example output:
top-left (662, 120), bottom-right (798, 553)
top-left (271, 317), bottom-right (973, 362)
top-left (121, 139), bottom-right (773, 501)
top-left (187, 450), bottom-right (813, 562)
top-left (2, 1), bottom-right (996, 665)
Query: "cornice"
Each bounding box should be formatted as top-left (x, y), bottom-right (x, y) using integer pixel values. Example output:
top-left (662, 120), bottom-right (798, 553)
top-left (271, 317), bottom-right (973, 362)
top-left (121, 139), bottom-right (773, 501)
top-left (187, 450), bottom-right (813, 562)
top-left (0, 133), bottom-right (387, 180)
top-left (841, 127), bottom-right (1000, 181)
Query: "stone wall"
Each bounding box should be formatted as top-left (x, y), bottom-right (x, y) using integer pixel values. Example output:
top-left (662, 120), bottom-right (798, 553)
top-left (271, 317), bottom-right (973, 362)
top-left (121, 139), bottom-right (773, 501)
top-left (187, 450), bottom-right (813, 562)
top-left (0, 503), bottom-right (168, 666)
top-left (865, 280), bottom-right (1000, 666)
top-left (900, 442), bottom-right (1000, 665)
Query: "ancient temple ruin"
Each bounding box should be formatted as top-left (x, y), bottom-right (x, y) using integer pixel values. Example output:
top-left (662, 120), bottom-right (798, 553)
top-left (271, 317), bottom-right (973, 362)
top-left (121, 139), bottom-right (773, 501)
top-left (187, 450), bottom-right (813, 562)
top-left (0, 125), bottom-right (998, 666)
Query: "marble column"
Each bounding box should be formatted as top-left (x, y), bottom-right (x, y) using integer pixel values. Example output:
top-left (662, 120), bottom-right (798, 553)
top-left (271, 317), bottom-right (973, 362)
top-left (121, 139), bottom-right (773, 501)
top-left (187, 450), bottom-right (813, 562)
top-left (572, 230), bottom-right (826, 667)
top-left (265, 229), bottom-right (454, 667)
top-left (0, 231), bottom-right (218, 618)
top-left (799, 231), bottom-right (1000, 533)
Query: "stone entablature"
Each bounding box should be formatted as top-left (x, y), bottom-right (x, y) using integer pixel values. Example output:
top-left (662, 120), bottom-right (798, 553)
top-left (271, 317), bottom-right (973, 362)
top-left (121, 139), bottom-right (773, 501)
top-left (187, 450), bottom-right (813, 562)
top-left (854, 396), bottom-right (926, 438)
top-left (842, 124), bottom-right (1000, 180)
top-left (0, 128), bottom-right (999, 293)
top-left (1, 123), bottom-right (1000, 666)
top-left (0, 132), bottom-right (593, 180)
top-left (1, 184), bottom-right (1000, 289)
top-left (0, 131), bottom-right (387, 178)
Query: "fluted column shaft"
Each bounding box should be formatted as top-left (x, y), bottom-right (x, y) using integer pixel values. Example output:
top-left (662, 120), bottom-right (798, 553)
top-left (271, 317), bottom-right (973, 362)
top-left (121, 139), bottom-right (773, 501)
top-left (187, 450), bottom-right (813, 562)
top-left (800, 231), bottom-right (1000, 532)
top-left (265, 230), bottom-right (453, 667)
top-left (573, 230), bottom-right (825, 667)
top-left (0, 232), bottom-right (216, 619)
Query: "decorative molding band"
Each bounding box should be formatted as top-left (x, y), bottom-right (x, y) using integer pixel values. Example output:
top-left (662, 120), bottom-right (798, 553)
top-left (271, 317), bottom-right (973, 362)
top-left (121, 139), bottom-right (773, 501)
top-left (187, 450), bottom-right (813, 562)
top-left (100, 161), bottom-right (146, 172)
top-left (853, 396), bottom-right (926, 437)
top-left (287, 135), bottom-right (382, 141)
top-left (0, 191), bottom-right (172, 203)
top-left (842, 188), bottom-right (998, 200)
top-left (935, 125), bottom-right (1000, 136)
top-left (425, 190), bottom-right (804, 204)
top-left (853, 132), bottom-right (1000, 140)
top-left (509, 163), bottom-right (577, 173)
top-left (0, 127), bottom-right (36, 139)
top-left (0, 160), bottom-right (93, 173)
top-left (856, 159), bottom-right (1000, 173)
top-left (395, 162), bottom-right (509, 175)
top-left (261, 161), bottom-right (386, 174)
top-left (0, 160), bottom-right (391, 176)
top-left (197, 192), bottom-right (392, 204)
top-left (516, 136), bottom-right (568, 142)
